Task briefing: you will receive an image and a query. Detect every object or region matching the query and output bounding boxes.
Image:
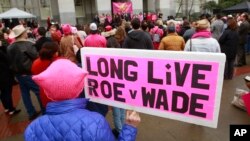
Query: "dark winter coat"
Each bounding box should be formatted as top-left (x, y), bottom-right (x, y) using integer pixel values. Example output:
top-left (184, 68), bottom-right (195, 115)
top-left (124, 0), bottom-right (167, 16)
top-left (122, 30), bottom-right (153, 49)
top-left (0, 46), bottom-right (13, 89)
top-left (219, 28), bottom-right (239, 59)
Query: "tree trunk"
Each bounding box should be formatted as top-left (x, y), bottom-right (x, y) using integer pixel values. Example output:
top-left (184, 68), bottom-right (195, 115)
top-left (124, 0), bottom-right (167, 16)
top-left (176, 0), bottom-right (184, 18)
top-left (188, 0), bottom-right (194, 20)
top-left (24, 0), bottom-right (26, 11)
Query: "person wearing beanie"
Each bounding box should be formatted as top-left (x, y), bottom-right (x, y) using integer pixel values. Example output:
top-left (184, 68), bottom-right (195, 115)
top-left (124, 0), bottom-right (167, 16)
top-left (159, 22), bottom-right (185, 51)
top-left (101, 25), bottom-right (120, 48)
top-left (84, 23), bottom-right (107, 47)
top-left (184, 19), bottom-right (221, 53)
top-left (59, 24), bottom-right (82, 63)
top-left (24, 59), bottom-right (141, 141)
top-left (82, 23), bottom-right (108, 116)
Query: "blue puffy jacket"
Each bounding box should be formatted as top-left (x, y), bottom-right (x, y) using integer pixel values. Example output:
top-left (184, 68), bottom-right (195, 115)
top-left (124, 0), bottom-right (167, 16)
top-left (24, 98), bottom-right (137, 141)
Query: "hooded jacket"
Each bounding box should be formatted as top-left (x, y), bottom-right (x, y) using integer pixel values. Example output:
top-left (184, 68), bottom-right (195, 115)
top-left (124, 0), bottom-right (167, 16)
top-left (24, 98), bottom-right (137, 141)
top-left (122, 30), bottom-right (153, 49)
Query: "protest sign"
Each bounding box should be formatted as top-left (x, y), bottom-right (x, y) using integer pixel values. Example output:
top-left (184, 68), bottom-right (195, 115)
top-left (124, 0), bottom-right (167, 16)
top-left (112, 2), bottom-right (133, 14)
top-left (81, 47), bottom-right (225, 128)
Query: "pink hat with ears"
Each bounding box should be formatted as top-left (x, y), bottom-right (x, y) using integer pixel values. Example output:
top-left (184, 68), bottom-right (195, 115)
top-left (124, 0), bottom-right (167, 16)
top-left (32, 59), bottom-right (88, 101)
top-left (62, 24), bottom-right (72, 35)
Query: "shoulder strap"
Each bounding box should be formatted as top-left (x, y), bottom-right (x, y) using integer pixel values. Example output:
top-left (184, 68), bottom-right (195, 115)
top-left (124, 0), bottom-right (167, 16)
top-left (190, 39), bottom-right (192, 51)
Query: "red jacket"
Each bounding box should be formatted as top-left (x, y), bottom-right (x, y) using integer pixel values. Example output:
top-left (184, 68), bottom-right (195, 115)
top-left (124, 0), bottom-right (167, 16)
top-left (31, 57), bottom-right (59, 107)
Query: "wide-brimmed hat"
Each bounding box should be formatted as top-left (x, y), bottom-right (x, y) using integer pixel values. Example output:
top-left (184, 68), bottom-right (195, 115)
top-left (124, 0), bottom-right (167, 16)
top-left (9, 25), bottom-right (27, 38)
top-left (195, 19), bottom-right (210, 30)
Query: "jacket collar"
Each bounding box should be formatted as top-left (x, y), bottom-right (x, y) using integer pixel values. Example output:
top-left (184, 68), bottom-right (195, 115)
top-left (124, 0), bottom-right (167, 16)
top-left (168, 33), bottom-right (178, 36)
top-left (46, 98), bottom-right (88, 115)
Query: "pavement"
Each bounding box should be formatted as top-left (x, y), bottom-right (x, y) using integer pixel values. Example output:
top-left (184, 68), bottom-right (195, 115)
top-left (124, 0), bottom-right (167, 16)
top-left (1, 56), bottom-right (250, 141)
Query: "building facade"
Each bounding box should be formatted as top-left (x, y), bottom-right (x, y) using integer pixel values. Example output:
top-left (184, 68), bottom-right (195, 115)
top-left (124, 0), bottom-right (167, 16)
top-left (0, 0), bottom-right (178, 25)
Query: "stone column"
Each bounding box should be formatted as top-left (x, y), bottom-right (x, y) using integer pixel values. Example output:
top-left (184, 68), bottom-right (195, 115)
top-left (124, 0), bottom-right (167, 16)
top-left (131, 0), bottom-right (143, 14)
top-left (158, 0), bottom-right (176, 20)
top-left (147, 0), bottom-right (156, 13)
top-left (96, 0), bottom-right (111, 15)
top-left (50, 0), bottom-right (60, 22)
top-left (57, 0), bottom-right (76, 25)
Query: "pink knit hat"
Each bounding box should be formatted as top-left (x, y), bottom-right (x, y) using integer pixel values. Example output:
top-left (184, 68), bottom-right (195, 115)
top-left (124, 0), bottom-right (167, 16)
top-left (32, 59), bottom-right (88, 101)
top-left (62, 24), bottom-right (72, 35)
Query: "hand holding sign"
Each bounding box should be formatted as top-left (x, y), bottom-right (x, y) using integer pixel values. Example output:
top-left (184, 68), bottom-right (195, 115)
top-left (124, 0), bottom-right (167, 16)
top-left (126, 110), bottom-right (141, 128)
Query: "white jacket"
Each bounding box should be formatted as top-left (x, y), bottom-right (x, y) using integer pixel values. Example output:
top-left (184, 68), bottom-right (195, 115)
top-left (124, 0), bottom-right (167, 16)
top-left (184, 37), bottom-right (221, 53)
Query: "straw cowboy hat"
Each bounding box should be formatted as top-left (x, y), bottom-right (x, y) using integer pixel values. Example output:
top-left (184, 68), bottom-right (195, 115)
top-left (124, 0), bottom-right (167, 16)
top-left (9, 25), bottom-right (27, 38)
top-left (195, 19), bottom-right (210, 30)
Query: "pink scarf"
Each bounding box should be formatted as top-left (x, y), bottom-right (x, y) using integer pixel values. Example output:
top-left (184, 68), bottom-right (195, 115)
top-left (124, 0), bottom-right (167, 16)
top-left (192, 30), bottom-right (211, 39)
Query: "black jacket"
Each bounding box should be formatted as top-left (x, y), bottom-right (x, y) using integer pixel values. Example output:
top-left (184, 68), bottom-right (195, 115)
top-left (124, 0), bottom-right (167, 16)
top-left (7, 40), bottom-right (38, 75)
top-left (219, 29), bottom-right (239, 59)
top-left (0, 47), bottom-right (13, 89)
top-left (122, 30), bottom-right (154, 49)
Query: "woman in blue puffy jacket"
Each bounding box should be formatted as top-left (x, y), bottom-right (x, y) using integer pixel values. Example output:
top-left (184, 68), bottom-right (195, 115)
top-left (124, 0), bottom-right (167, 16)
top-left (24, 59), bottom-right (140, 141)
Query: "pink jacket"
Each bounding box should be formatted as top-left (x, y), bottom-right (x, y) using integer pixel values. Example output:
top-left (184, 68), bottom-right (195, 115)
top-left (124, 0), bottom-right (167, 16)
top-left (150, 26), bottom-right (164, 37)
top-left (84, 34), bottom-right (107, 47)
top-left (150, 26), bottom-right (164, 49)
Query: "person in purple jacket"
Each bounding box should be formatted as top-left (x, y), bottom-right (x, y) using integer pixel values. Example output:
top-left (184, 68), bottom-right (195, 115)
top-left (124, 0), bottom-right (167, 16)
top-left (24, 59), bottom-right (140, 141)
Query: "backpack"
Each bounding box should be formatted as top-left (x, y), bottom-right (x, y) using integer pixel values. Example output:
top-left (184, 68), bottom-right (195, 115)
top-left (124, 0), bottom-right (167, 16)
top-left (152, 29), bottom-right (161, 43)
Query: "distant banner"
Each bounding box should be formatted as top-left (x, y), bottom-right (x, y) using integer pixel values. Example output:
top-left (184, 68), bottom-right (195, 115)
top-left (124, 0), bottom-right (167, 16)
top-left (81, 48), bottom-right (226, 128)
top-left (112, 2), bottom-right (133, 14)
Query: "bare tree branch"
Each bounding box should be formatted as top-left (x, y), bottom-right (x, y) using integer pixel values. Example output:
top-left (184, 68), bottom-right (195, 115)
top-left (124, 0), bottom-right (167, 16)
top-left (176, 0), bottom-right (184, 18)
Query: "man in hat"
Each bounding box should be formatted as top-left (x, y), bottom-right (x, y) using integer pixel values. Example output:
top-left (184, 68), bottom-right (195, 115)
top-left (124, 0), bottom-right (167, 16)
top-left (7, 25), bottom-right (43, 120)
top-left (83, 23), bottom-right (108, 116)
top-left (84, 23), bottom-right (107, 47)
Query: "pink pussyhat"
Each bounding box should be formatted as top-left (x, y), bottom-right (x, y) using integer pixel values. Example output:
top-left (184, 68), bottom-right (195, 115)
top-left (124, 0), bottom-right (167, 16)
top-left (32, 59), bottom-right (88, 101)
top-left (62, 24), bottom-right (72, 35)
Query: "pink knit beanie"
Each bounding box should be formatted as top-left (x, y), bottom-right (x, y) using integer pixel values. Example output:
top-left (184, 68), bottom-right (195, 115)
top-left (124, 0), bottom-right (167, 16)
top-left (32, 59), bottom-right (88, 101)
top-left (62, 24), bottom-right (72, 35)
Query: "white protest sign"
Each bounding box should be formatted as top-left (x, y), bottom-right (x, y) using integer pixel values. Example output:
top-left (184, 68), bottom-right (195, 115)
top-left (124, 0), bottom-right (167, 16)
top-left (81, 47), bottom-right (225, 128)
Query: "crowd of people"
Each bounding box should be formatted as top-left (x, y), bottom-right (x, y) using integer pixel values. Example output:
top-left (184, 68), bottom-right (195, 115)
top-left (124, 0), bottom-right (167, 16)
top-left (1, 11), bottom-right (250, 140)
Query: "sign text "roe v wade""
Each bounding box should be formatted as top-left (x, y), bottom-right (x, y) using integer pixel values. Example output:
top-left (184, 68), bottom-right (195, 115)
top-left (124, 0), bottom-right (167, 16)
top-left (81, 48), bottom-right (225, 128)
